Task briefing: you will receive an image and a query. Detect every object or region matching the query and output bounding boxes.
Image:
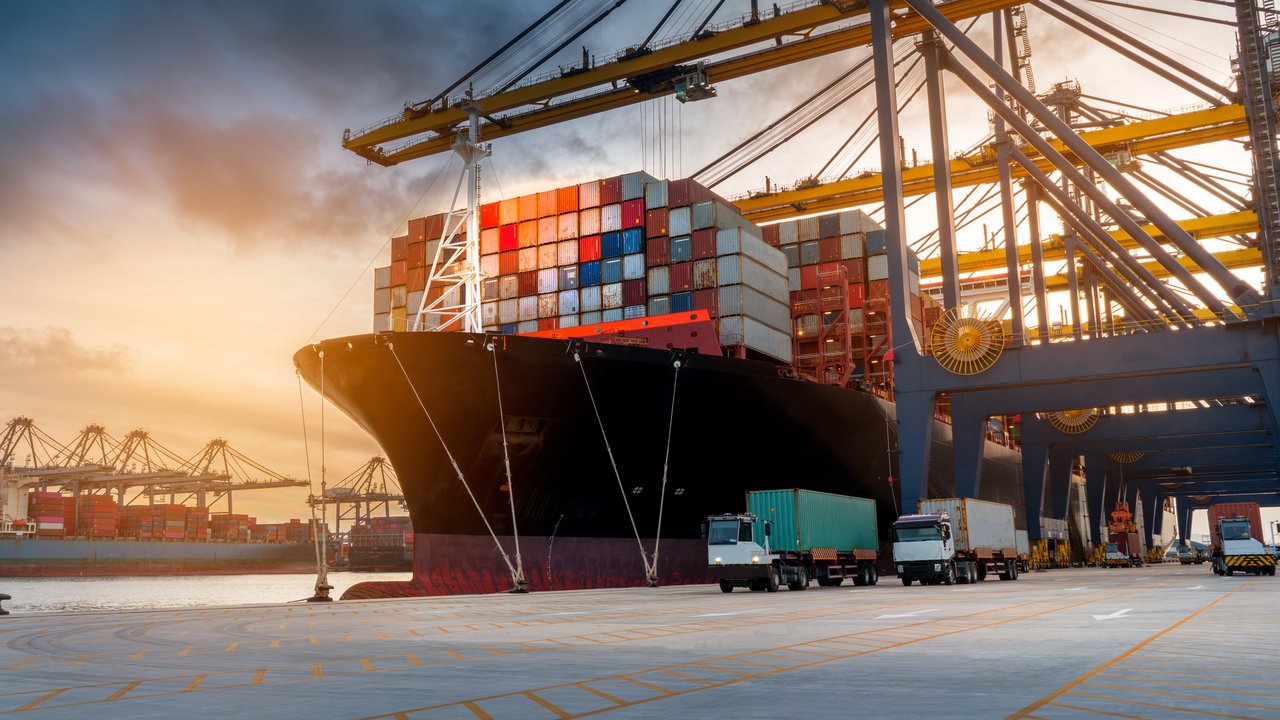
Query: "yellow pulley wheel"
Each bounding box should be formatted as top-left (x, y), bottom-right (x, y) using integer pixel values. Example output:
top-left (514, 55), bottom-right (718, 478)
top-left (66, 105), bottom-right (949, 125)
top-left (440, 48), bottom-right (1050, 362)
top-left (1047, 408), bottom-right (1100, 434)
top-left (1109, 451), bottom-right (1145, 463)
top-left (929, 306), bottom-right (1004, 375)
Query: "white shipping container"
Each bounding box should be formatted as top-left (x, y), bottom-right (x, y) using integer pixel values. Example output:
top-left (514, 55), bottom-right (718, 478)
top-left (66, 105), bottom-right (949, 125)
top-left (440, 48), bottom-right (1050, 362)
top-left (648, 266), bottom-right (670, 295)
top-left (841, 233), bottom-right (863, 259)
top-left (1016, 530), bottom-right (1030, 556)
top-left (559, 313), bottom-right (579, 328)
top-left (623, 304), bottom-right (646, 319)
top-left (498, 299), bottom-right (518, 324)
top-left (374, 288), bottom-right (392, 314)
top-left (648, 295), bottom-right (671, 315)
top-left (917, 498), bottom-right (1017, 553)
top-left (645, 179), bottom-right (668, 209)
top-left (910, 270), bottom-right (921, 296)
top-left (715, 228), bottom-right (788, 275)
top-left (669, 206), bottom-right (692, 236)
top-left (797, 217), bottom-right (819, 241)
top-left (482, 301), bottom-right (498, 326)
top-left (580, 285), bottom-right (602, 312)
top-left (849, 308), bottom-right (864, 332)
top-left (868, 254), bottom-right (889, 281)
top-left (579, 207), bottom-right (601, 235)
top-left (407, 290), bottom-right (425, 312)
top-left (498, 275), bottom-right (519, 299)
top-left (391, 286), bottom-right (407, 308)
top-left (480, 254), bottom-right (500, 278)
top-left (601, 308), bottom-right (623, 322)
top-left (558, 288), bottom-right (580, 314)
top-left (374, 265), bottom-right (391, 289)
top-left (622, 253), bottom-right (645, 280)
top-left (537, 244), bottom-right (558, 270)
top-left (518, 247), bottom-right (538, 272)
top-left (537, 293), bottom-right (559, 318)
top-left (537, 268), bottom-right (559, 294)
top-left (602, 282), bottom-right (624, 309)
top-left (578, 181), bottom-right (601, 208)
top-left (715, 254), bottom-right (789, 301)
top-left (518, 296), bottom-right (538, 321)
top-left (601, 203), bottom-right (622, 232)
top-left (718, 315), bottom-right (793, 363)
top-left (621, 171), bottom-right (654, 201)
top-left (580, 310), bottom-right (601, 325)
top-left (788, 267), bottom-right (801, 292)
top-left (717, 285), bottom-right (791, 332)
top-left (374, 313), bottom-right (391, 332)
top-left (839, 208), bottom-right (881, 234)
top-left (558, 239), bottom-right (578, 266)
top-left (777, 221), bottom-right (799, 245)
top-left (517, 320), bottom-right (538, 333)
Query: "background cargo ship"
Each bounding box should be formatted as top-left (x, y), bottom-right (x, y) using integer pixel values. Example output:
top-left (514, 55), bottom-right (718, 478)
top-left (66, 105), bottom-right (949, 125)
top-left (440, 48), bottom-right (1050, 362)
top-left (297, 171), bottom-right (1025, 600)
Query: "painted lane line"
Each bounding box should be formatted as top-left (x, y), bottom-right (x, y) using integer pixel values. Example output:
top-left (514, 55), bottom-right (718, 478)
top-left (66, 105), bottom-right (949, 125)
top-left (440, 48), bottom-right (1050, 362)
top-left (1092, 608), bottom-right (1134, 621)
top-left (876, 609), bottom-right (939, 619)
top-left (693, 608), bottom-right (775, 618)
top-left (1186, 585), bottom-right (1207, 590)
top-left (1063, 586), bottom-right (1089, 591)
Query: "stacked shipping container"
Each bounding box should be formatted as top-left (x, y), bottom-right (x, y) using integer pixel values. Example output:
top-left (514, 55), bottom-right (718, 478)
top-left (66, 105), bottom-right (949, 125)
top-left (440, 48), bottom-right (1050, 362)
top-left (72, 495), bottom-right (119, 537)
top-left (377, 173), bottom-right (795, 362)
top-left (27, 491), bottom-right (66, 537)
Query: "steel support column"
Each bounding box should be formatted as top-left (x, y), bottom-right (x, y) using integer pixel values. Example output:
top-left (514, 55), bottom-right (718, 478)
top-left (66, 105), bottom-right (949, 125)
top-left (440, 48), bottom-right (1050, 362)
top-left (1176, 499), bottom-right (1192, 542)
top-left (950, 396), bottom-right (988, 499)
top-left (1022, 442), bottom-right (1050, 538)
top-left (923, 29), bottom-right (960, 310)
top-left (1084, 456), bottom-right (1108, 545)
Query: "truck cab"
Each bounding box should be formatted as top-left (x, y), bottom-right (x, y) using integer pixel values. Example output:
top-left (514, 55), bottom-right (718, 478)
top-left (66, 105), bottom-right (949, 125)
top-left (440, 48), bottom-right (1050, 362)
top-left (706, 514), bottom-right (782, 592)
top-left (892, 513), bottom-right (960, 585)
top-left (1104, 542), bottom-right (1131, 567)
top-left (1213, 516), bottom-right (1277, 576)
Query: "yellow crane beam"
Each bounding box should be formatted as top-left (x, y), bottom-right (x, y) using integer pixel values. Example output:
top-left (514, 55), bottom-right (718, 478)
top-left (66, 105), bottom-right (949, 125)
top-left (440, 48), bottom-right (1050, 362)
top-left (918, 210), bottom-right (1257, 277)
top-left (736, 103), bottom-right (1251, 223)
top-left (345, 0), bottom-right (1027, 165)
top-left (1038, 248), bottom-right (1262, 291)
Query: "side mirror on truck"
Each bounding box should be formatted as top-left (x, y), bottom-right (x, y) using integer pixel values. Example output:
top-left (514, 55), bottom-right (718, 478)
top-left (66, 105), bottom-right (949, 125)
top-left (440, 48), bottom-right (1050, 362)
top-left (700, 522), bottom-right (707, 540)
top-left (764, 521), bottom-right (771, 537)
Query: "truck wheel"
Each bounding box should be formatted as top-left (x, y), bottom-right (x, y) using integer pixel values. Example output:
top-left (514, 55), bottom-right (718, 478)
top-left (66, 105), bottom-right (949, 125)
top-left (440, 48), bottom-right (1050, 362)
top-left (942, 563), bottom-right (956, 585)
top-left (829, 576), bottom-right (844, 587)
top-left (868, 565), bottom-right (879, 586)
top-left (998, 562), bottom-right (1011, 581)
top-left (766, 568), bottom-right (780, 592)
top-left (976, 564), bottom-right (987, 582)
top-left (719, 580), bottom-right (734, 593)
top-left (969, 562), bottom-right (979, 582)
top-left (788, 567), bottom-right (808, 591)
top-left (1226, 567), bottom-right (1234, 577)
top-left (901, 577), bottom-right (912, 586)
top-left (1009, 561), bottom-right (1019, 580)
top-left (853, 568), bottom-right (868, 587)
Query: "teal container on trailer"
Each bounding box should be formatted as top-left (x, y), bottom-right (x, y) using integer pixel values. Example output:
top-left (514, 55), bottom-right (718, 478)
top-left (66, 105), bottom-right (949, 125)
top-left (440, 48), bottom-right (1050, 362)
top-left (746, 489), bottom-right (878, 553)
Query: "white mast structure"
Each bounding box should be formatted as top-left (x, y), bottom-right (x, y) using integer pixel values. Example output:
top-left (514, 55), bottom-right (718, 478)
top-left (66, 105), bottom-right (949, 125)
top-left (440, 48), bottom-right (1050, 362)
top-left (414, 93), bottom-right (489, 333)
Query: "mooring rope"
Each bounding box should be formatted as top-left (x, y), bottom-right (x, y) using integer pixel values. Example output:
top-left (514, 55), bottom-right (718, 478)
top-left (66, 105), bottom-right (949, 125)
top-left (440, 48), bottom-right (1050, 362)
top-left (573, 349), bottom-right (654, 581)
top-left (649, 358), bottom-right (682, 585)
top-left (488, 338), bottom-right (527, 589)
top-left (388, 341), bottom-right (521, 587)
top-left (296, 367), bottom-right (331, 601)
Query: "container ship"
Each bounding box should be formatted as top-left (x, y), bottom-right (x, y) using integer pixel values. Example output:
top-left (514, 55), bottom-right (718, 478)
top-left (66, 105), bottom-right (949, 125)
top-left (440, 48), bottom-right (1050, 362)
top-left (296, 172), bottom-right (1024, 600)
top-left (1, 488), bottom-right (322, 576)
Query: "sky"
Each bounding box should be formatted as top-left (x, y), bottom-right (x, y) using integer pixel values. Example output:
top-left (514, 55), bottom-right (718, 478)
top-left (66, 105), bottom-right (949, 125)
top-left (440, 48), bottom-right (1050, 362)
top-left (0, 0), bottom-right (1264, 532)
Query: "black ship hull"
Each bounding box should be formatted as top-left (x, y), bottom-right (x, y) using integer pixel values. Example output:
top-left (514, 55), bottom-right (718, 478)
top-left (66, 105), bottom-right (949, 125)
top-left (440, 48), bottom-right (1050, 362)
top-left (295, 331), bottom-right (1023, 598)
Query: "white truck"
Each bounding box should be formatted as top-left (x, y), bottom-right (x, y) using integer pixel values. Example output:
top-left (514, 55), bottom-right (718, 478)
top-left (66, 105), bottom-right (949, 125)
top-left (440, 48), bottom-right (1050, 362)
top-left (892, 498), bottom-right (1024, 585)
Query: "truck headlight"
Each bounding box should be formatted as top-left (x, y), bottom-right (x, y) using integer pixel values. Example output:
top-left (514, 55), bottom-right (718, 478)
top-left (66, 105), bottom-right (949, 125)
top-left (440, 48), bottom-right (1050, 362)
top-left (896, 564), bottom-right (904, 573)
top-left (751, 556), bottom-right (760, 564)
top-left (933, 563), bottom-right (941, 571)
top-left (714, 557), bottom-right (722, 565)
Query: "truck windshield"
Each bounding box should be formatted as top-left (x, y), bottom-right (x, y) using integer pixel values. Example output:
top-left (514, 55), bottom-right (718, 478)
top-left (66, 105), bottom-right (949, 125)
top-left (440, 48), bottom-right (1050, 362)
top-left (708, 520), bottom-right (741, 545)
top-left (893, 525), bottom-right (940, 542)
top-left (1220, 521), bottom-right (1252, 541)
top-left (1105, 543), bottom-right (1119, 553)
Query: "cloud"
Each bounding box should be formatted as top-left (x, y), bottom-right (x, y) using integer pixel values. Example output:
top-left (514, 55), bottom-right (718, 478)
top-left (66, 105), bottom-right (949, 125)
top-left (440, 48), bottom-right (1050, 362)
top-left (0, 327), bottom-right (136, 375)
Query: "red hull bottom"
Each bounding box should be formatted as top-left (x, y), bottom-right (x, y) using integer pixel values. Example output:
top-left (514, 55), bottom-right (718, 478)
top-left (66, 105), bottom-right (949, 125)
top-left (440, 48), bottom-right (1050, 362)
top-left (341, 533), bottom-right (713, 599)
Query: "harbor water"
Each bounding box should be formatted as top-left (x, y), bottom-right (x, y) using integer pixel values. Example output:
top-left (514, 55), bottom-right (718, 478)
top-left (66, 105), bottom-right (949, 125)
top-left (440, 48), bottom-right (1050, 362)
top-left (0, 572), bottom-right (411, 614)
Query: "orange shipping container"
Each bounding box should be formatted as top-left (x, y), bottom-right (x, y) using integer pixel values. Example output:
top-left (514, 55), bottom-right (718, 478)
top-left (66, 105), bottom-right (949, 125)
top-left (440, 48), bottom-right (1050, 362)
top-left (518, 194), bottom-right (538, 223)
top-left (557, 185), bottom-right (579, 213)
top-left (499, 198), bottom-right (519, 225)
top-left (537, 189), bottom-right (558, 217)
top-left (480, 228), bottom-right (500, 255)
top-left (391, 235), bottom-right (408, 262)
top-left (407, 241), bottom-right (426, 268)
top-left (518, 220), bottom-right (538, 248)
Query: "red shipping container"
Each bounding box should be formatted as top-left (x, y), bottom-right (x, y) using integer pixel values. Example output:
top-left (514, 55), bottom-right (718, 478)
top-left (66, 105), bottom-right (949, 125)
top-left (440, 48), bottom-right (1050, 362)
top-left (424, 214), bottom-right (446, 240)
top-left (407, 267), bottom-right (427, 292)
top-left (868, 279), bottom-right (890, 304)
top-left (800, 265), bottom-right (818, 289)
top-left (480, 201), bottom-right (501, 229)
top-left (518, 271), bottom-right (538, 296)
top-left (538, 317), bottom-right (558, 331)
top-left (623, 278), bottom-right (646, 306)
top-left (645, 208), bottom-right (668, 238)
top-left (843, 258), bottom-right (865, 283)
top-left (819, 236), bottom-right (841, 263)
top-left (579, 235), bottom-right (602, 262)
top-left (1209, 502), bottom-right (1265, 545)
top-left (694, 289), bottom-right (718, 315)
top-left (537, 189), bottom-right (558, 218)
top-left (818, 261), bottom-right (841, 280)
top-left (391, 235), bottom-right (408, 262)
top-left (646, 236), bottom-right (670, 266)
top-left (407, 241), bottom-right (425, 268)
top-left (621, 199), bottom-right (645, 228)
top-left (667, 178), bottom-right (692, 208)
top-left (499, 251), bottom-right (519, 276)
top-left (669, 262), bottom-right (693, 292)
top-left (761, 224), bottom-right (780, 247)
top-left (390, 261), bottom-right (407, 286)
top-left (557, 185), bottom-right (579, 214)
top-left (848, 283), bottom-right (866, 308)
top-left (499, 224), bottom-right (519, 251)
top-left (407, 217), bottom-right (426, 242)
top-left (600, 176), bottom-right (623, 205)
top-left (692, 228), bottom-right (716, 259)
top-left (518, 194), bottom-right (538, 222)
top-left (911, 293), bottom-right (924, 321)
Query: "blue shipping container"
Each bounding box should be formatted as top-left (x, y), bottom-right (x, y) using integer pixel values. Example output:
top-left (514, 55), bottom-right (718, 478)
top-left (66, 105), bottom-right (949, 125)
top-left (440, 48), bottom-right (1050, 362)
top-left (601, 231), bottom-right (624, 258)
top-left (622, 227), bottom-right (645, 254)
top-left (671, 235), bottom-right (692, 262)
top-left (602, 308), bottom-right (623, 322)
top-left (580, 260), bottom-right (602, 286)
top-left (500, 322), bottom-right (517, 335)
top-left (866, 229), bottom-right (886, 254)
top-left (671, 291), bottom-right (694, 312)
top-left (559, 265), bottom-right (580, 290)
top-left (602, 257), bottom-right (624, 284)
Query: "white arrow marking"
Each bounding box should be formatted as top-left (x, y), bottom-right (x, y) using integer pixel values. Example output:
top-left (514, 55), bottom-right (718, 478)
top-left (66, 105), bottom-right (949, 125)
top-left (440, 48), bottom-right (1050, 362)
top-left (1092, 608), bottom-right (1134, 621)
top-left (1064, 586), bottom-right (1088, 591)
top-left (693, 608), bottom-right (773, 618)
top-left (1186, 585), bottom-right (1206, 590)
top-left (950, 588), bottom-right (975, 592)
top-left (877, 609), bottom-right (938, 619)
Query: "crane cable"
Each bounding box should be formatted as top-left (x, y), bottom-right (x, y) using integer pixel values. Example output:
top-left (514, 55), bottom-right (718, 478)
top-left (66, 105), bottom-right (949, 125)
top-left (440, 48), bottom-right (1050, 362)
top-left (573, 349), bottom-right (655, 582)
top-left (488, 337), bottom-right (528, 591)
top-left (387, 341), bottom-right (524, 590)
top-left (649, 357), bottom-right (682, 587)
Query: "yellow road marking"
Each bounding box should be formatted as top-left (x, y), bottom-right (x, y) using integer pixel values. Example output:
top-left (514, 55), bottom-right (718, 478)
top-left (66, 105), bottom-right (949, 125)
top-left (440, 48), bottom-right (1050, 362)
top-left (2, 658), bottom-right (42, 670)
top-left (176, 646), bottom-right (195, 657)
top-left (311, 663), bottom-right (323, 678)
top-left (404, 653), bottom-right (422, 666)
top-left (621, 676), bottom-right (675, 695)
top-left (127, 649), bottom-right (150, 661)
top-left (462, 700), bottom-right (493, 719)
top-left (13, 689), bottom-right (67, 712)
top-left (1048, 700), bottom-right (1146, 719)
top-left (524, 692), bottom-right (571, 718)
top-left (251, 669), bottom-right (266, 685)
top-left (1105, 671), bottom-right (1280, 697)
top-left (182, 675), bottom-right (207, 693)
top-left (576, 683), bottom-right (625, 705)
top-left (269, 639), bottom-right (279, 649)
top-left (1070, 690), bottom-right (1252, 719)
top-left (1086, 680), bottom-right (1280, 711)
top-left (361, 658), bottom-right (374, 672)
top-left (103, 681), bottom-right (142, 702)
top-left (225, 643), bottom-right (239, 652)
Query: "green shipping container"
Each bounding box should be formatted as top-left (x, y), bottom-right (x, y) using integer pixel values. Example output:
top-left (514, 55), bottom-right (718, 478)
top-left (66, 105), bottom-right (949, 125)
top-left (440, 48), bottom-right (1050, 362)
top-left (746, 489), bottom-right (878, 553)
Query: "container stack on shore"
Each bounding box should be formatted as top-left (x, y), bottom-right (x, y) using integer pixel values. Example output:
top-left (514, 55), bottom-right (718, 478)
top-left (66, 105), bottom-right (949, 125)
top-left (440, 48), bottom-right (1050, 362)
top-left (377, 172), bottom-right (794, 362)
